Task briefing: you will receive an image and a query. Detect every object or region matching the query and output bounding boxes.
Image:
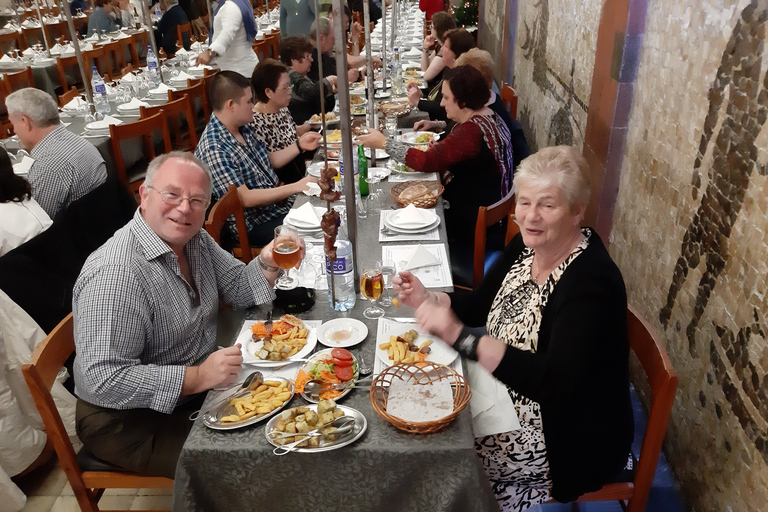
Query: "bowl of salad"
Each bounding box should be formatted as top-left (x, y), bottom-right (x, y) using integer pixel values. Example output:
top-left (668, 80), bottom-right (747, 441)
top-left (295, 348), bottom-right (359, 403)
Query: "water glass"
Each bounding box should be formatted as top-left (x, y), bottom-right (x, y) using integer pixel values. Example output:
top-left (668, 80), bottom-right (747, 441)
top-left (385, 114), bottom-right (397, 136)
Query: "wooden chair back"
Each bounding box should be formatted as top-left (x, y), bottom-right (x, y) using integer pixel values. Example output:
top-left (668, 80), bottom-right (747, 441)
top-left (177, 22), bottom-right (191, 51)
top-left (168, 79), bottom-right (210, 132)
top-left (253, 38), bottom-right (269, 62)
top-left (501, 83), bottom-right (518, 121)
top-left (472, 190), bottom-right (519, 288)
top-left (140, 94), bottom-right (198, 151)
top-left (57, 86), bottom-right (80, 108)
top-left (120, 34), bottom-right (139, 67)
top-left (22, 313), bottom-right (174, 512)
top-left (3, 66), bottom-right (35, 94)
top-left (264, 32), bottom-right (279, 59)
top-left (132, 31), bottom-right (149, 66)
top-left (205, 183), bottom-right (258, 263)
top-left (98, 40), bottom-right (125, 75)
top-left (109, 112), bottom-right (172, 194)
top-left (45, 19), bottom-right (69, 43)
top-left (120, 63), bottom-right (134, 77)
top-left (573, 306), bottom-right (679, 512)
top-left (55, 48), bottom-right (108, 90)
top-left (21, 26), bottom-right (43, 49)
top-left (0, 118), bottom-right (14, 138)
top-left (0, 30), bottom-right (25, 53)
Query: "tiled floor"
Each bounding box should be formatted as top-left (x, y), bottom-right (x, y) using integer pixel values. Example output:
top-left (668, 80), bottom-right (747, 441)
top-left (13, 458), bottom-right (173, 512)
top-left (13, 386), bottom-right (686, 512)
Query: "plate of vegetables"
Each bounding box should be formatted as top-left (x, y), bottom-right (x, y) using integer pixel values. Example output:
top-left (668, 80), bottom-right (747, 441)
top-left (401, 131), bottom-right (440, 145)
top-left (294, 348), bottom-right (358, 403)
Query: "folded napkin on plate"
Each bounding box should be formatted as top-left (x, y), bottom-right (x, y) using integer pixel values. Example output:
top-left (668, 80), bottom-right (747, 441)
top-left (62, 96), bottom-right (86, 111)
top-left (120, 71), bottom-right (135, 82)
top-left (149, 83), bottom-right (175, 94)
top-left (21, 47), bottom-right (35, 56)
top-left (285, 202), bottom-right (321, 226)
top-left (303, 182), bottom-right (321, 197)
top-left (115, 31), bottom-right (132, 39)
top-left (391, 203), bottom-right (433, 227)
top-left (401, 245), bottom-right (440, 271)
top-left (118, 97), bottom-right (149, 109)
top-left (174, 47), bottom-right (189, 55)
top-left (191, 41), bottom-right (204, 50)
top-left (189, 64), bottom-right (213, 71)
top-left (12, 155), bottom-right (34, 175)
top-left (85, 33), bottom-right (100, 42)
top-left (0, 54), bottom-right (13, 63)
top-left (81, 42), bottom-right (94, 51)
top-left (467, 360), bottom-right (520, 437)
top-left (170, 70), bottom-right (194, 81)
top-left (88, 115), bottom-right (123, 129)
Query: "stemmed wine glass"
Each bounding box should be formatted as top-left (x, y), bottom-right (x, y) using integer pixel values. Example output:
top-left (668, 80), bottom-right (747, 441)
top-left (365, 171), bottom-right (383, 212)
top-left (273, 225), bottom-right (304, 290)
top-left (361, 263), bottom-right (385, 319)
top-left (379, 259), bottom-right (396, 307)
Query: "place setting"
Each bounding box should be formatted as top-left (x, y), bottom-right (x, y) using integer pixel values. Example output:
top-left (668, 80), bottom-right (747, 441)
top-left (282, 201), bottom-right (326, 235)
top-left (379, 203), bottom-right (441, 242)
top-left (82, 115), bottom-right (123, 138)
top-left (381, 243), bottom-right (453, 288)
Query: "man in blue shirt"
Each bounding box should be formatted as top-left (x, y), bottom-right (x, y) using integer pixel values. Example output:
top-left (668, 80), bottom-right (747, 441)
top-left (195, 71), bottom-right (319, 246)
top-left (155, 0), bottom-right (190, 56)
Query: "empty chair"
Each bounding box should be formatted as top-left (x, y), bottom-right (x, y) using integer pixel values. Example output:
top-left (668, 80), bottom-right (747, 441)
top-left (120, 33), bottom-right (139, 67)
top-left (21, 26), bottom-right (44, 49)
top-left (55, 48), bottom-right (108, 90)
top-left (98, 39), bottom-right (126, 75)
top-left (131, 31), bottom-right (149, 66)
top-left (109, 112), bottom-right (173, 194)
top-left (253, 38), bottom-right (269, 62)
top-left (264, 32), bottom-right (279, 59)
top-left (176, 22), bottom-right (192, 51)
top-left (205, 184), bottom-right (260, 263)
top-left (501, 83), bottom-right (518, 121)
top-left (168, 79), bottom-right (210, 136)
top-left (57, 86), bottom-right (80, 108)
top-left (3, 67), bottom-right (35, 94)
top-left (139, 94), bottom-right (198, 151)
top-left (0, 31), bottom-right (25, 55)
top-left (120, 63), bottom-right (134, 77)
top-left (22, 313), bottom-right (174, 512)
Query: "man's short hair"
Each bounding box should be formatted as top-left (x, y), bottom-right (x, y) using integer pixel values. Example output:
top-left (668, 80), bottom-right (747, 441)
top-left (6, 88), bottom-right (60, 128)
top-left (279, 36), bottom-right (314, 66)
top-left (145, 151), bottom-right (213, 196)
top-left (310, 17), bottom-right (331, 40)
top-left (209, 70), bottom-right (252, 112)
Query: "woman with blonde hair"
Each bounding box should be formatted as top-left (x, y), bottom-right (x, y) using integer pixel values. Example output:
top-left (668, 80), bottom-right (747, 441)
top-left (394, 146), bottom-right (634, 511)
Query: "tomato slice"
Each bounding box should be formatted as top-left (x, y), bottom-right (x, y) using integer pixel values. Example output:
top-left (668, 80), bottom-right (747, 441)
top-left (333, 357), bottom-right (353, 368)
top-left (334, 364), bottom-right (354, 381)
top-left (331, 348), bottom-right (353, 361)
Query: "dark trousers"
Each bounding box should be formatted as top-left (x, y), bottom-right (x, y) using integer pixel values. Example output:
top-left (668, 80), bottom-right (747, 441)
top-left (247, 214), bottom-right (287, 247)
top-left (75, 394), bottom-right (205, 479)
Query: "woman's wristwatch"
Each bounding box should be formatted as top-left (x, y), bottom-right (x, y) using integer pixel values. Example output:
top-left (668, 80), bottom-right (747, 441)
top-left (453, 326), bottom-right (480, 361)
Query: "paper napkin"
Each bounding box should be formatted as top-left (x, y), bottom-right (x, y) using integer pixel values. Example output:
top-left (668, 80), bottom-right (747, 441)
top-left (467, 360), bottom-right (521, 437)
top-left (303, 182), bottom-right (321, 197)
top-left (62, 96), bottom-right (86, 111)
top-left (88, 115), bottom-right (123, 129)
top-left (170, 70), bottom-right (194, 81)
top-left (0, 54), bottom-right (13, 62)
top-left (118, 97), bottom-right (149, 109)
top-left (21, 47), bottom-right (35, 56)
top-left (12, 155), bottom-right (34, 175)
top-left (149, 82), bottom-right (175, 94)
top-left (392, 203), bottom-right (432, 227)
top-left (401, 244), bottom-right (440, 271)
top-left (285, 202), bottom-right (321, 226)
top-left (175, 47), bottom-right (189, 55)
top-left (120, 71), bottom-right (135, 82)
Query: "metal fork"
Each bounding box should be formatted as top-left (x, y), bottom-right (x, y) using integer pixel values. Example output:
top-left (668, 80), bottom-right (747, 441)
top-left (264, 310), bottom-right (273, 336)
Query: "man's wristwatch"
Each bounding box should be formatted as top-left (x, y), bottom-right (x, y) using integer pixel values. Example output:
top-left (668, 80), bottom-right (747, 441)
top-left (209, 49), bottom-right (218, 58)
top-left (454, 326), bottom-right (480, 361)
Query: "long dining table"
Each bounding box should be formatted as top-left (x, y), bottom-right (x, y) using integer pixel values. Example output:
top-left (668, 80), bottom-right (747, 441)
top-left (172, 165), bottom-right (498, 511)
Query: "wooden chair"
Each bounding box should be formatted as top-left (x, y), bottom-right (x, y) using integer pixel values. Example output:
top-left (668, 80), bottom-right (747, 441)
top-left (120, 63), bottom-right (134, 77)
top-left (109, 112), bottom-right (173, 194)
top-left (253, 38), bottom-right (269, 62)
top-left (264, 32), bottom-right (279, 59)
top-left (470, 190), bottom-right (519, 289)
top-left (120, 33), bottom-right (139, 67)
top-left (3, 66), bottom-right (35, 94)
top-left (56, 48), bottom-right (108, 90)
top-left (98, 40), bottom-right (125, 75)
top-left (0, 31), bottom-right (25, 54)
top-left (168, 79), bottom-right (209, 135)
top-left (57, 86), bottom-right (80, 108)
top-left (131, 31), bottom-right (149, 66)
top-left (21, 26), bottom-right (44, 49)
top-left (176, 22), bottom-right (191, 51)
top-left (22, 313), bottom-right (174, 512)
top-left (140, 94), bottom-right (198, 151)
top-left (501, 83), bottom-right (518, 121)
top-left (0, 118), bottom-right (15, 138)
top-left (567, 306), bottom-right (678, 512)
top-left (205, 183), bottom-right (260, 263)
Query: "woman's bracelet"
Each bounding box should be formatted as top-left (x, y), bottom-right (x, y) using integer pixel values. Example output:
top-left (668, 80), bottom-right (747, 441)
top-left (454, 326), bottom-right (480, 361)
top-left (257, 254), bottom-right (279, 273)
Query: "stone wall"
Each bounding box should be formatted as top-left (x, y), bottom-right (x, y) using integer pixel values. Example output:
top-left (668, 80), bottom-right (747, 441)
top-left (513, 0), bottom-right (602, 152)
top-left (610, 0), bottom-right (768, 510)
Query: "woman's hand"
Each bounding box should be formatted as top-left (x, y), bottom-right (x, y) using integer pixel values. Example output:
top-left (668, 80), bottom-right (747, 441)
top-left (350, 21), bottom-right (363, 41)
top-left (347, 68), bottom-right (360, 83)
top-left (407, 84), bottom-right (421, 108)
top-left (371, 56), bottom-right (383, 69)
top-left (413, 119), bottom-right (441, 132)
top-left (326, 75), bottom-right (338, 94)
top-left (415, 301), bottom-right (464, 345)
top-left (392, 271), bottom-right (429, 309)
top-left (299, 131), bottom-right (321, 151)
top-left (357, 129), bottom-right (387, 150)
top-left (424, 34), bottom-right (435, 51)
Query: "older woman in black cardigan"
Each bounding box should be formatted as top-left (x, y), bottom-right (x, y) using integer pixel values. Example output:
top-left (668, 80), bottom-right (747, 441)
top-left (394, 146), bottom-right (633, 511)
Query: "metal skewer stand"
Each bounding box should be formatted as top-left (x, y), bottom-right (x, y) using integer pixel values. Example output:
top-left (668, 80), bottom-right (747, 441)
top-left (33, 0), bottom-right (51, 56)
top-left (62, 0), bottom-right (94, 111)
top-left (362, 0), bottom-right (376, 167)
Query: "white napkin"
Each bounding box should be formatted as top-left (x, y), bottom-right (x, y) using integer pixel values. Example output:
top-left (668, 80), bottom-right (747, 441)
top-left (62, 96), bottom-right (86, 111)
top-left (170, 70), bottom-right (194, 81)
top-left (191, 41), bottom-right (203, 50)
top-left (303, 182), bottom-right (321, 197)
top-left (401, 244), bottom-right (440, 271)
top-left (85, 33), bottom-right (100, 42)
top-left (118, 97), bottom-right (149, 109)
top-left (12, 155), bottom-right (34, 175)
top-left (88, 115), bottom-right (123, 129)
top-left (115, 31), bottom-right (132, 40)
top-left (0, 54), bottom-right (12, 62)
top-left (467, 361), bottom-right (520, 437)
top-left (21, 47), bottom-right (35, 56)
top-left (404, 48), bottom-right (422, 58)
top-left (120, 71), bottom-right (135, 82)
top-left (189, 63), bottom-right (213, 72)
top-left (392, 203), bottom-right (431, 227)
top-left (175, 47), bottom-right (189, 55)
top-left (285, 202), bottom-right (321, 227)
top-left (149, 83), bottom-right (175, 94)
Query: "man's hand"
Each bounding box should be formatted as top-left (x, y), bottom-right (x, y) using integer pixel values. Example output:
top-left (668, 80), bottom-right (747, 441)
top-left (261, 236), bottom-right (306, 269)
top-left (292, 176), bottom-right (319, 195)
top-left (371, 56), bottom-right (383, 69)
top-left (195, 49), bottom-right (213, 66)
top-left (392, 271), bottom-right (429, 309)
top-left (326, 75), bottom-right (339, 94)
top-left (347, 68), bottom-right (360, 83)
top-left (184, 345), bottom-right (243, 394)
top-left (299, 131), bottom-right (322, 151)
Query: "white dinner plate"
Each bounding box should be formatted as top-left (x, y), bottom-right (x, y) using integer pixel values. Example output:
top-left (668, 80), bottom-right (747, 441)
top-left (364, 148), bottom-right (389, 159)
top-left (376, 320), bottom-right (457, 367)
top-left (284, 205), bottom-right (326, 229)
top-left (383, 214), bottom-right (440, 233)
top-left (374, 91), bottom-right (391, 99)
top-left (367, 166), bottom-right (391, 180)
top-left (384, 209), bottom-right (438, 230)
top-left (401, 131), bottom-right (440, 145)
top-left (237, 320), bottom-right (318, 366)
top-left (307, 161), bottom-right (339, 177)
top-left (317, 318), bottom-right (368, 348)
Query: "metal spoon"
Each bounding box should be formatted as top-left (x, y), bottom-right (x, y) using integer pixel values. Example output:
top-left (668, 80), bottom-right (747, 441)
top-left (302, 377), bottom-right (372, 400)
top-left (357, 351), bottom-right (372, 377)
top-left (189, 371), bottom-right (263, 420)
top-left (272, 416), bottom-right (357, 455)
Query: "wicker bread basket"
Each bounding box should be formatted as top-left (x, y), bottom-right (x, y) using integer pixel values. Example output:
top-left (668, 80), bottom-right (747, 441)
top-left (390, 181), bottom-right (445, 208)
top-left (370, 362), bottom-right (470, 434)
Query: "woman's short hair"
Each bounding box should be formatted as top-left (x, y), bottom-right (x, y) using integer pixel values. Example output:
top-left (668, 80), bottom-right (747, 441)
top-left (209, 70), bottom-right (251, 112)
top-left (443, 65), bottom-right (489, 110)
top-left (6, 88), bottom-right (60, 128)
top-left (443, 29), bottom-right (476, 59)
top-left (431, 12), bottom-right (455, 43)
top-left (0, 147), bottom-right (32, 203)
top-left (251, 58), bottom-right (288, 103)
top-left (514, 146), bottom-right (592, 208)
top-left (279, 36), bottom-right (314, 67)
top-left (455, 48), bottom-right (494, 89)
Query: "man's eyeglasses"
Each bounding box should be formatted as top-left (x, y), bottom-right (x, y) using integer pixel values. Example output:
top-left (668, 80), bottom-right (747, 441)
top-left (147, 186), bottom-right (210, 211)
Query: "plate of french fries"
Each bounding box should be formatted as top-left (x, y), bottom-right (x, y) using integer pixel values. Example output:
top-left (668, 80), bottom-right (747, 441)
top-left (202, 377), bottom-right (294, 430)
top-left (237, 317), bottom-right (319, 366)
top-left (376, 319), bottom-right (458, 367)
